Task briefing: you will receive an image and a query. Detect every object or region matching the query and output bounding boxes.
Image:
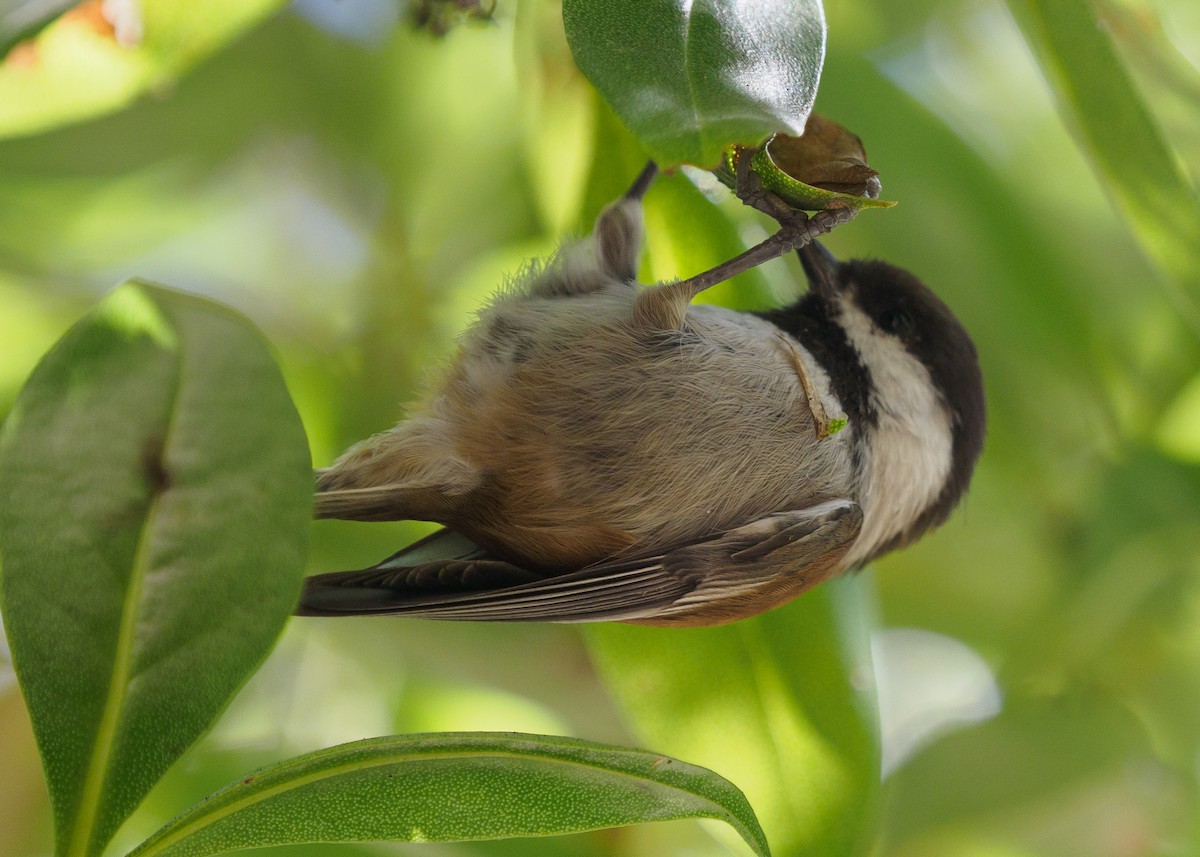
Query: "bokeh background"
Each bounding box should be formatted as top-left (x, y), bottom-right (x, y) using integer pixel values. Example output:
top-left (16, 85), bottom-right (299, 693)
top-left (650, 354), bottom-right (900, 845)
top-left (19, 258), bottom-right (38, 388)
top-left (2, 1), bottom-right (1199, 856)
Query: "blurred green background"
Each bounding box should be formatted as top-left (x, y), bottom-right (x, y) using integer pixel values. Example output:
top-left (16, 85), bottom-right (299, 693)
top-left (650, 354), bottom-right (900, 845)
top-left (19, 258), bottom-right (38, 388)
top-left (2, 1), bottom-right (1199, 856)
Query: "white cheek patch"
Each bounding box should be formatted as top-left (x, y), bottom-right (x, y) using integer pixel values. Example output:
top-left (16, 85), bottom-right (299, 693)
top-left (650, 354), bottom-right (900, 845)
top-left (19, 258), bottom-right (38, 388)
top-left (836, 302), bottom-right (954, 566)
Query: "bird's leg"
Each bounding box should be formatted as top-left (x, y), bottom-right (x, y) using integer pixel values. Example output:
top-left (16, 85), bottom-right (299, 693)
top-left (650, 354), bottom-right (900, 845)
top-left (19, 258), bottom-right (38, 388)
top-left (685, 152), bottom-right (859, 296)
top-left (534, 161), bottom-right (659, 297)
top-left (672, 208), bottom-right (855, 294)
top-left (593, 161), bottom-right (658, 281)
top-left (624, 160), bottom-right (659, 201)
top-left (732, 147), bottom-right (797, 223)
top-left (633, 155), bottom-right (858, 330)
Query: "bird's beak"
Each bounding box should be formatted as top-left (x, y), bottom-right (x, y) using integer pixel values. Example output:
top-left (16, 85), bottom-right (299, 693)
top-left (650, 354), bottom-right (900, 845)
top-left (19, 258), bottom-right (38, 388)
top-left (798, 241), bottom-right (841, 299)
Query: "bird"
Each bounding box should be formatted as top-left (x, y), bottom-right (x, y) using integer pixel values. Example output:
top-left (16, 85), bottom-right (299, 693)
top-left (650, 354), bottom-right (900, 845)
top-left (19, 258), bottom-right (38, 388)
top-left (297, 163), bottom-right (985, 626)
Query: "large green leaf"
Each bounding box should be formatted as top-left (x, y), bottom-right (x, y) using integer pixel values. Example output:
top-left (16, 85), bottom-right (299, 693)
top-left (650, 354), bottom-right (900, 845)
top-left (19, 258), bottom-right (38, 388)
top-left (0, 0), bottom-right (288, 139)
top-left (0, 280), bottom-right (311, 857)
top-left (129, 732), bottom-right (770, 857)
top-left (1007, 0), bottom-right (1200, 321)
top-left (562, 0), bottom-right (826, 167)
top-left (588, 575), bottom-right (880, 857)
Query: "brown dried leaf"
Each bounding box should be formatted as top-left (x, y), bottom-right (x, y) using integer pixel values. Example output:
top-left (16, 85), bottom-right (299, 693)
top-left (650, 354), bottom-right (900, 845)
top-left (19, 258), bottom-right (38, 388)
top-left (765, 115), bottom-right (882, 198)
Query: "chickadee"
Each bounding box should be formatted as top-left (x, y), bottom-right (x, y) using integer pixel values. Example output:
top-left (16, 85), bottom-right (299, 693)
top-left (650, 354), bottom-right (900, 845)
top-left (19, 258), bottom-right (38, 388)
top-left (299, 165), bottom-right (985, 626)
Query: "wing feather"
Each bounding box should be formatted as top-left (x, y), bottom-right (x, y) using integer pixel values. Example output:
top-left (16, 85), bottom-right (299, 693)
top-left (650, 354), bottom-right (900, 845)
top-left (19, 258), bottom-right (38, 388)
top-left (299, 500), bottom-right (862, 625)
top-left (297, 528), bottom-right (694, 623)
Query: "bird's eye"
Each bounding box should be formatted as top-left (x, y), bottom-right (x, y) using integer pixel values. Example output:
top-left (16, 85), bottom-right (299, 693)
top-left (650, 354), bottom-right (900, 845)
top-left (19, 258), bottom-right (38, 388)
top-left (878, 307), bottom-right (914, 336)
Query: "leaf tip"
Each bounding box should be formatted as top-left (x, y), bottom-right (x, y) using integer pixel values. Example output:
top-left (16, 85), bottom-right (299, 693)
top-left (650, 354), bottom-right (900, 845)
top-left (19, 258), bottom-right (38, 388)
top-left (98, 282), bottom-right (179, 351)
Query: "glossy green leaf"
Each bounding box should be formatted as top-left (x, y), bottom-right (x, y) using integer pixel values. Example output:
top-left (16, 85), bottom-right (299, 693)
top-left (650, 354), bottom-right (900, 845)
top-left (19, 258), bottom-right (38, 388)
top-left (1007, 0), bottom-right (1200, 322)
top-left (588, 575), bottom-right (880, 857)
top-left (562, 0), bottom-right (826, 167)
top-left (0, 0), bottom-right (288, 139)
top-left (0, 280), bottom-right (311, 857)
top-left (129, 732), bottom-right (770, 857)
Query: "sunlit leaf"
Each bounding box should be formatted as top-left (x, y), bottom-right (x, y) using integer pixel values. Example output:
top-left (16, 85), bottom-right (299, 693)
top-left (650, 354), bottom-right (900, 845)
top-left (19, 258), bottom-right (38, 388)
top-left (1092, 1), bottom-right (1200, 183)
top-left (1157, 370), bottom-right (1200, 463)
top-left (129, 732), bottom-right (771, 857)
top-left (588, 575), bottom-right (879, 857)
top-left (563, 0), bottom-right (826, 167)
top-left (0, 0), bottom-right (288, 138)
top-left (0, 280), bottom-right (311, 857)
top-left (1006, 0), bottom-right (1200, 324)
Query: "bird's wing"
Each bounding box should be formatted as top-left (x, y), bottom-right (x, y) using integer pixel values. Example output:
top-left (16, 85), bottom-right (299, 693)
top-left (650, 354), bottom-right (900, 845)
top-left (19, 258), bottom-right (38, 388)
top-left (296, 527), bottom-right (693, 622)
top-left (296, 500), bottom-right (862, 625)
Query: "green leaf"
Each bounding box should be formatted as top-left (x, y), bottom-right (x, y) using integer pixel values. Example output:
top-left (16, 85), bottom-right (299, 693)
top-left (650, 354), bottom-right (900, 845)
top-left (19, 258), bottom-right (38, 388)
top-left (587, 575), bottom-right (880, 857)
top-left (1006, 0), bottom-right (1200, 322)
top-left (562, 0), bottom-right (826, 167)
top-left (744, 142), bottom-right (896, 211)
top-left (129, 732), bottom-right (771, 857)
top-left (0, 0), bottom-right (288, 139)
top-left (0, 280), bottom-right (311, 857)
